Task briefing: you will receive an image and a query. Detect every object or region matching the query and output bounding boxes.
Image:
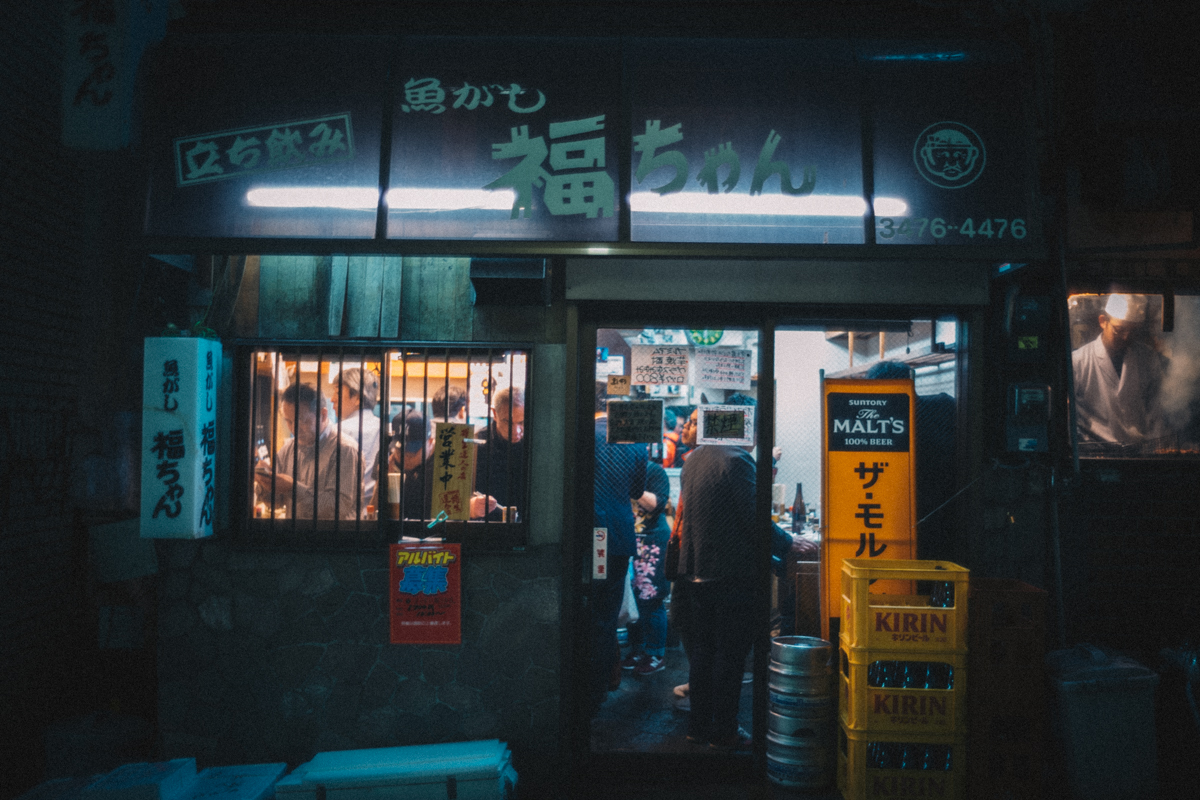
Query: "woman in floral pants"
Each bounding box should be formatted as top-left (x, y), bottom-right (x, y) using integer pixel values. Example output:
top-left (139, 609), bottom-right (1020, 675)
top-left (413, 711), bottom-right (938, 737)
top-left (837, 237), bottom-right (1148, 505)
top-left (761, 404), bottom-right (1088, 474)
top-left (622, 460), bottom-right (673, 675)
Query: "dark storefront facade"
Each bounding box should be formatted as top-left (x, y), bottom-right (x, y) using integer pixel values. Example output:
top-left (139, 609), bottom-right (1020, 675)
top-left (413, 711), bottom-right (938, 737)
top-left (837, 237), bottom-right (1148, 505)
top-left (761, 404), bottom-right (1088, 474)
top-left (133, 27), bottom-right (1040, 790)
top-left (6, 3), bottom-right (1200, 799)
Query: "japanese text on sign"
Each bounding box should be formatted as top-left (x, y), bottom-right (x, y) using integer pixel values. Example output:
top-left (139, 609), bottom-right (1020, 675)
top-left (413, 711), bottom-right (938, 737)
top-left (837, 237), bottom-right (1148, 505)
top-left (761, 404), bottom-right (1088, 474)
top-left (150, 428), bottom-right (185, 519)
top-left (199, 352), bottom-right (216, 527)
top-left (631, 345), bottom-right (689, 386)
top-left (390, 544), bottom-right (462, 644)
top-left (607, 400), bottom-right (664, 444)
top-left (696, 404), bottom-right (755, 447)
top-left (67, 0), bottom-right (118, 107)
top-left (430, 422), bottom-right (475, 520)
top-left (634, 119), bottom-right (817, 197)
top-left (486, 115), bottom-right (614, 219)
top-left (693, 348), bottom-right (753, 390)
top-left (401, 78), bottom-right (547, 114)
top-left (607, 374), bottom-right (630, 395)
top-left (174, 113), bottom-right (354, 187)
top-left (821, 380), bottom-right (916, 635)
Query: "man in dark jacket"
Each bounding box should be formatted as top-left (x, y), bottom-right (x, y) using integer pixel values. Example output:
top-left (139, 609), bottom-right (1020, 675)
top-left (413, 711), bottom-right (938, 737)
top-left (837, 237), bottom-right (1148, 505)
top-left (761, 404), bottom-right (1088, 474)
top-left (674, 435), bottom-right (758, 750)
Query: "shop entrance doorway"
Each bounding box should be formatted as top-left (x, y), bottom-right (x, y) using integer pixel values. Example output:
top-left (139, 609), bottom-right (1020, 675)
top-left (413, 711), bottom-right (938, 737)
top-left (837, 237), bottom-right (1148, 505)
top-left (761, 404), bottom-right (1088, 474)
top-left (574, 312), bottom-right (963, 779)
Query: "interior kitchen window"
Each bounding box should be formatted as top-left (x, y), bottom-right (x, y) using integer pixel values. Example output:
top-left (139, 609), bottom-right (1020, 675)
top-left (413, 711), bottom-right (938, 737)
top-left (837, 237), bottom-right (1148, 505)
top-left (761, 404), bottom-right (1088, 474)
top-left (242, 344), bottom-right (531, 546)
top-left (1068, 292), bottom-right (1200, 459)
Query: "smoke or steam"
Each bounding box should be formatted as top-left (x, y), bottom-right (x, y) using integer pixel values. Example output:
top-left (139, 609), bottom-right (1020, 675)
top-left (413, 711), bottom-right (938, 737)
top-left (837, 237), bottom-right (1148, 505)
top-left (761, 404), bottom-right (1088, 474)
top-left (1159, 296), bottom-right (1200, 436)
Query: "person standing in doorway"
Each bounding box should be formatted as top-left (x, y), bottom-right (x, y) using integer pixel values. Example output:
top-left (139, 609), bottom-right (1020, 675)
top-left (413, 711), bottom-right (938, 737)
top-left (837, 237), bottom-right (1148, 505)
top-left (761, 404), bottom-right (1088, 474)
top-left (590, 383), bottom-right (648, 716)
top-left (674, 399), bottom-right (759, 750)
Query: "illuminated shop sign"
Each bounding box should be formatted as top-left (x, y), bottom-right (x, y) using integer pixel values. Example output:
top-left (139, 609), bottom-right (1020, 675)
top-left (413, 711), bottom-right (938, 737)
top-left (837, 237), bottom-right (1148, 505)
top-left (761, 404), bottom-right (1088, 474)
top-left (144, 35), bottom-right (1036, 246)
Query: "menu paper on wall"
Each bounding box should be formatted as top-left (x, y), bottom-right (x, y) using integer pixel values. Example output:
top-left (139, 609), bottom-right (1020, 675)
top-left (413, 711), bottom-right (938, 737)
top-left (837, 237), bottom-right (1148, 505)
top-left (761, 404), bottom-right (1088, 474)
top-left (693, 348), bottom-right (753, 390)
top-left (630, 344), bottom-right (689, 385)
top-left (390, 543), bottom-right (462, 644)
top-left (430, 422), bottom-right (476, 521)
top-left (140, 337), bottom-right (221, 539)
top-left (607, 399), bottom-right (664, 444)
top-left (819, 378), bottom-right (917, 639)
top-left (696, 404), bottom-right (755, 447)
top-left (607, 374), bottom-right (631, 395)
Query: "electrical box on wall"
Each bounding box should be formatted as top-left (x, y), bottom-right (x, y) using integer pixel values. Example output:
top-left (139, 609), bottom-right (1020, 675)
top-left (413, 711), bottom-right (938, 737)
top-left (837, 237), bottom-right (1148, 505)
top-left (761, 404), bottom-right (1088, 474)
top-left (1006, 382), bottom-right (1051, 452)
top-left (1007, 295), bottom-right (1052, 363)
top-left (469, 258), bottom-right (549, 306)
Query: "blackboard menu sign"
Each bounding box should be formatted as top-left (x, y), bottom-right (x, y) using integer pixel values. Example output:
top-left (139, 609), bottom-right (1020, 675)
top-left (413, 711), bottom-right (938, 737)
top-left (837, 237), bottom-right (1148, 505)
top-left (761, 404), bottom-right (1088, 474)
top-left (607, 400), bottom-right (664, 444)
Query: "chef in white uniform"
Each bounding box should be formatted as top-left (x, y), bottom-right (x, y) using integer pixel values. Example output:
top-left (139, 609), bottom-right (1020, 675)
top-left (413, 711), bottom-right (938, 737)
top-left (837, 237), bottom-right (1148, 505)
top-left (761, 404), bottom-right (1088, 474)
top-left (1072, 294), bottom-right (1166, 444)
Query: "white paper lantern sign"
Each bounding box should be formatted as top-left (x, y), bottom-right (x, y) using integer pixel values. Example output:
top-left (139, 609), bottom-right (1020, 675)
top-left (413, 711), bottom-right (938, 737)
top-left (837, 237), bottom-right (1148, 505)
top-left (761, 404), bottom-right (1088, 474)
top-left (140, 337), bottom-right (221, 538)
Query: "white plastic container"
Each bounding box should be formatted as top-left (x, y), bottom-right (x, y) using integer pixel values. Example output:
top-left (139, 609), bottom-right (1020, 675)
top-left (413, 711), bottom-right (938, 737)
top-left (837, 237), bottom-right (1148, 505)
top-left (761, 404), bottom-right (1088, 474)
top-left (184, 764), bottom-right (288, 800)
top-left (1046, 645), bottom-right (1159, 800)
top-left (273, 741), bottom-right (517, 800)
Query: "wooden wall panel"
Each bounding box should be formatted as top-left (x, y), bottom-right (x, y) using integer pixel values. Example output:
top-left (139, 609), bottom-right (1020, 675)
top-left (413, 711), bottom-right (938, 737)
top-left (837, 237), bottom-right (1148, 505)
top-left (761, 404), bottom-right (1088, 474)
top-left (401, 257), bottom-right (473, 341)
top-left (257, 255), bottom-right (332, 338)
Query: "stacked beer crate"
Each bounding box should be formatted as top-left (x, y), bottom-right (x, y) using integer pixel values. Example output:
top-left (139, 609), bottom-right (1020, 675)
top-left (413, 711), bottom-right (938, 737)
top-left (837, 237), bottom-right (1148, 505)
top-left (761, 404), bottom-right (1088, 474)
top-left (836, 559), bottom-right (970, 800)
top-left (966, 578), bottom-right (1048, 799)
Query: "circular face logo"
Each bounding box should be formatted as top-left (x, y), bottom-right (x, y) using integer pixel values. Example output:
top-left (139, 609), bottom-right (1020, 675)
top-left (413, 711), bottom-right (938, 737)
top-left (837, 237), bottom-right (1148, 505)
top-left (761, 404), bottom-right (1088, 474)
top-left (913, 122), bottom-right (986, 189)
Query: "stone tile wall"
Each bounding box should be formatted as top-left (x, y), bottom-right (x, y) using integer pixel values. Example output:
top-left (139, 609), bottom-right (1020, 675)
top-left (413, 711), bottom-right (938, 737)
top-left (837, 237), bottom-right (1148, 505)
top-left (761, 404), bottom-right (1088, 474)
top-left (157, 540), bottom-right (561, 782)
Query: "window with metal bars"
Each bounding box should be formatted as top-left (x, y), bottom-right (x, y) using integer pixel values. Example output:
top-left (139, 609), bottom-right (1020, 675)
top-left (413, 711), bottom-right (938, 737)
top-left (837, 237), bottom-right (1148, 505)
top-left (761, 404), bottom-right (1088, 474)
top-left (240, 343), bottom-right (530, 548)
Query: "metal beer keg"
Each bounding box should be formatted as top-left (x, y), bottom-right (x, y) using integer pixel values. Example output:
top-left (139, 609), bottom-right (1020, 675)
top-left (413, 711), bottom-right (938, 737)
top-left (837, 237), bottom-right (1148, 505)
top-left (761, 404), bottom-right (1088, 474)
top-left (767, 636), bottom-right (835, 789)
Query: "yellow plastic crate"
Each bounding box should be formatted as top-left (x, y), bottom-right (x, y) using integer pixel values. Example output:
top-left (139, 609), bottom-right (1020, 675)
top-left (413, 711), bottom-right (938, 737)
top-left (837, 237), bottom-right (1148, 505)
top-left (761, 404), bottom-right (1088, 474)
top-left (840, 559), bottom-right (969, 654)
top-left (838, 642), bottom-right (967, 734)
top-left (837, 724), bottom-right (966, 800)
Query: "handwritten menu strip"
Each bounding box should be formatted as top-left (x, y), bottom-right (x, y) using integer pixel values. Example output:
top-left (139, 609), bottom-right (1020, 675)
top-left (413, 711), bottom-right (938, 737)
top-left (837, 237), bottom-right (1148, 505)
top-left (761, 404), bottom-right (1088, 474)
top-left (631, 345), bottom-right (689, 385)
top-left (697, 404), bottom-right (755, 446)
top-left (607, 399), bottom-right (664, 444)
top-left (694, 348), bottom-right (753, 390)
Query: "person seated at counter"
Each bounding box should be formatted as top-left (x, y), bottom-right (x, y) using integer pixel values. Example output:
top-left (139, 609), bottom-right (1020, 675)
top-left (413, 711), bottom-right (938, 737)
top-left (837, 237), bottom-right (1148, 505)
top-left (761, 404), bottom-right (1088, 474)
top-left (387, 410), bottom-right (436, 520)
top-left (431, 383), bottom-right (468, 424)
top-left (330, 366), bottom-right (380, 513)
top-left (471, 387), bottom-right (525, 521)
top-left (255, 382), bottom-right (361, 520)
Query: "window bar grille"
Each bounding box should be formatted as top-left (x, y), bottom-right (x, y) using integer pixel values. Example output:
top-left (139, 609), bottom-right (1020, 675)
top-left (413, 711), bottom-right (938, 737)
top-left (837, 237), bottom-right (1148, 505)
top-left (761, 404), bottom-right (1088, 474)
top-left (420, 349), bottom-right (431, 523)
top-left (250, 355), bottom-right (261, 523)
top-left (270, 351), bottom-right (281, 533)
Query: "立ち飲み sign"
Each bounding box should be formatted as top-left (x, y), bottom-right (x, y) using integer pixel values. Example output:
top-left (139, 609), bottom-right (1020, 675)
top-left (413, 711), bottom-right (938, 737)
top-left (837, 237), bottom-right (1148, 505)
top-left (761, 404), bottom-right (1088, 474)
top-left (820, 378), bottom-right (916, 638)
top-left (140, 337), bottom-right (221, 539)
top-left (390, 543), bottom-right (462, 644)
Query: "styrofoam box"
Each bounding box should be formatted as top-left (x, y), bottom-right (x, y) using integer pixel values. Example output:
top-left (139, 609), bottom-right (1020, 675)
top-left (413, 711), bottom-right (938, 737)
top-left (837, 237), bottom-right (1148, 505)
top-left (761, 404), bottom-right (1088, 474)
top-left (274, 741), bottom-right (517, 800)
top-left (184, 764), bottom-right (289, 800)
top-left (82, 759), bottom-right (198, 800)
top-left (16, 776), bottom-right (104, 800)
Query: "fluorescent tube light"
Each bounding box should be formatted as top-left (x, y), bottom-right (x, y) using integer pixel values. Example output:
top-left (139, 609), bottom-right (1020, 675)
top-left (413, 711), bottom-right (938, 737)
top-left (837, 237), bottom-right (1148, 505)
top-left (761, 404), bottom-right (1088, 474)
top-left (245, 187), bottom-right (379, 209)
top-left (630, 192), bottom-right (908, 218)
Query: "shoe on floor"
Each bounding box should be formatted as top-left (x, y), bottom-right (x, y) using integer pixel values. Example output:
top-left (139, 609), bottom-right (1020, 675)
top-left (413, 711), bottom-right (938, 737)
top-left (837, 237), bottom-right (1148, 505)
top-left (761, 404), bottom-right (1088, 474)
top-left (673, 682), bottom-right (689, 698)
top-left (673, 694), bottom-right (691, 711)
top-left (620, 654), bottom-right (644, 670)
top-left (709, 726), bottom-right (752, 752)
top-left (635, 656), bottom-right (665, 675)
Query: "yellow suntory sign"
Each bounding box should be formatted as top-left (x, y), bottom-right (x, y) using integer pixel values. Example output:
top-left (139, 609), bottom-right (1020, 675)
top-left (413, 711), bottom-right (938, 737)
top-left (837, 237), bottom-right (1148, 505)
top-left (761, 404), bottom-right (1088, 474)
top-left (820, 378), bottom-right (917, 639)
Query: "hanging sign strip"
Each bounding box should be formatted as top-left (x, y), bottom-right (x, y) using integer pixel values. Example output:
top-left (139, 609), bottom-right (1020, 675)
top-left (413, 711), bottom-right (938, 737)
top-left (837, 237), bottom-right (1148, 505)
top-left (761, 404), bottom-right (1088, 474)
top-left (140, 336), bottom-right (221, 539)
